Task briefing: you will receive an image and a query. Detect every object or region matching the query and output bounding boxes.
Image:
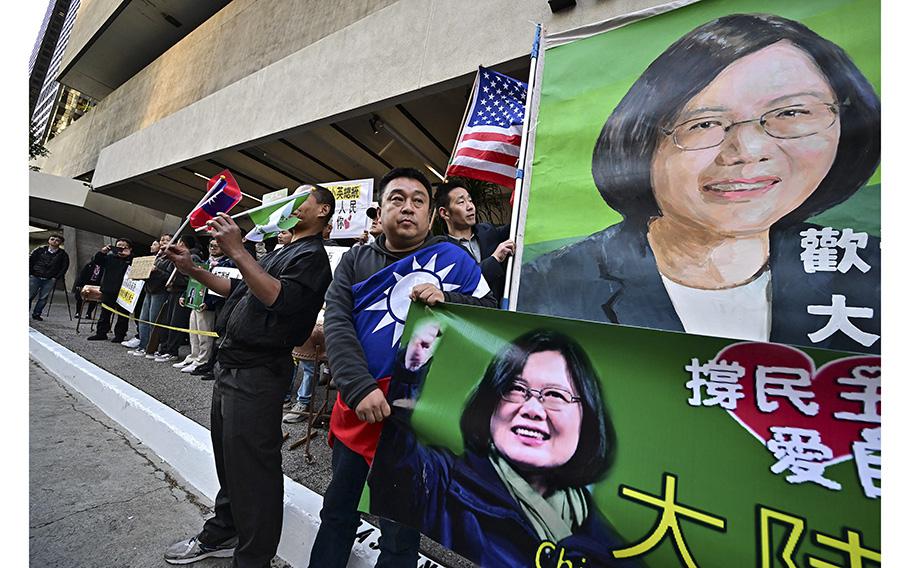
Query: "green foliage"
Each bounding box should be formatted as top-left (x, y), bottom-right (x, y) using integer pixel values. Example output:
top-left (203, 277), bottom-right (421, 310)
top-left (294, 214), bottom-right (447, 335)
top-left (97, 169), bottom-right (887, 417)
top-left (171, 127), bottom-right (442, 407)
top-left (29, 120), bottom-right (49, 171)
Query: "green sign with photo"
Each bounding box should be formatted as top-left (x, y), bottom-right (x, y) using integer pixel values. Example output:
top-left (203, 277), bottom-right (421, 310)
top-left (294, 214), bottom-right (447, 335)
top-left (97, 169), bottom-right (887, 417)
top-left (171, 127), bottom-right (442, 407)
top-left (369, 303), bottom-right (879, 567)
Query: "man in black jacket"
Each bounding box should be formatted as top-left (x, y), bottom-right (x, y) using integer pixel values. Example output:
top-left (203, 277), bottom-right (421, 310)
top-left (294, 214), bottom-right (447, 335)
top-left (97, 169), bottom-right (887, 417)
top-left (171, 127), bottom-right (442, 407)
top-left (29, 234), bottom-right (70, 321)
top-left (434, 181), bottom-right (514, 300)
top-left (87, 239), bottom-right (133, 341)
top-left (163, 186), bottom-right (335, 567)
top-left (308, 168), bottom-right (497, 568)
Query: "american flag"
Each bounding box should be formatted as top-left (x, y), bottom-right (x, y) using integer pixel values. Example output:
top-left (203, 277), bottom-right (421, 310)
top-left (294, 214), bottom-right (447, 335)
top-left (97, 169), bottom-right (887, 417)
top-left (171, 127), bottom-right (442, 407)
top-left (446, 67), bottom-right (528, 188)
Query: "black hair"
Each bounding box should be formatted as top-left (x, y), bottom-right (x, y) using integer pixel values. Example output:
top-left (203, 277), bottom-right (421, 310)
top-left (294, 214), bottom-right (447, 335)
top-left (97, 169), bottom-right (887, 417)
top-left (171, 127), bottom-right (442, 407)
top-left (178, 234), bottom-right (197, 250)
top-left (434, 180), bottom-right (470, 211)
top-left (160, 233), bottom-right (173, 240)
top-left (460, 329), bottom-right (615, 490)
top-left (592, 13), bottom-right (880, 227)
top-left (378, 167), bottom-right (433, 203)
top-left (116, 238), bottom-right (133, 249)
top-left (311, 185), bottom-right (337, 225)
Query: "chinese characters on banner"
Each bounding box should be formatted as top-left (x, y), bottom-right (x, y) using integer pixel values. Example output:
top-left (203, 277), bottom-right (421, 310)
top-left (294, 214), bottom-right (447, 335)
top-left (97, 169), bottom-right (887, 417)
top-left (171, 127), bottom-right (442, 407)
top-left (368, 303), bottom-right (880, 567)
top-left (686, 343), bottom-right (880, 499)
top-left (514, 0), bottom-right (880, 355)
top-left (323, 178), bottom-right (374, 239)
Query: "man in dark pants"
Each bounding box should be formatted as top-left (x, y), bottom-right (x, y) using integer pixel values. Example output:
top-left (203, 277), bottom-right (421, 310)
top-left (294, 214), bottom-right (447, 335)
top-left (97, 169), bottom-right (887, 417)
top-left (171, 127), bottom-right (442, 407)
top-left (433, 180), bottom-right (514, 300)
top-left (154, 235), bottom-right (203, 363)
top-left (29, 234), bottom-right (70, 321)
top-left (163, 186), bottom-right (335, 567)
top-left (87, 239), bottom-right (133, 341)
top-left (309, 168), bottom-right (497, 568)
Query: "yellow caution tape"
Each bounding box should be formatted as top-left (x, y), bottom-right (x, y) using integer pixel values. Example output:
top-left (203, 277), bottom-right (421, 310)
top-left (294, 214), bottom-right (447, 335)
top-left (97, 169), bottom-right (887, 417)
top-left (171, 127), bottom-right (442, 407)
top-left (100, 303), bottom-right (219, 337)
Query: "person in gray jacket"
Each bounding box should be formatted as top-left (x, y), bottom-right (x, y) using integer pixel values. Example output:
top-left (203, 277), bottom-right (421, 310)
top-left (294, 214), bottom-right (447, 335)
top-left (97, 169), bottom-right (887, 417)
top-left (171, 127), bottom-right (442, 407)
top-left (308, 167), bottom-right (497, 568)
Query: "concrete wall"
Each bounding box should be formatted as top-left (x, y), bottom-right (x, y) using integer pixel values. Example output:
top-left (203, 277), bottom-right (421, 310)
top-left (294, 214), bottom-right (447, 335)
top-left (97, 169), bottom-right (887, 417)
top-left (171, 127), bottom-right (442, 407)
top-left (38, 0), bottom-right (668, 183)
top-left (60, 0), bottom-right (124, 77)
top-left (37, 0), bottom-right (398, 177)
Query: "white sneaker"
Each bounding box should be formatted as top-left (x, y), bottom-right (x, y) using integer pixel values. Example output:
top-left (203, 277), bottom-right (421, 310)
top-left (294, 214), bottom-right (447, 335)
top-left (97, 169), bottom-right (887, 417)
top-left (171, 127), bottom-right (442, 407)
top-left (180, 363), bottom-right (199, 373)
top-left (155, 354), bottom-right (178, 363)
top-left (129, 348), bottom-right (147, 356)
top-left (145, 351), bottom-right (160, 359)
top-left (173, 356), bottom-right (195, 368)
top-left (283, 402), bottom-right (310, 424)
top-left (121, 337), bottom-right (141, 348)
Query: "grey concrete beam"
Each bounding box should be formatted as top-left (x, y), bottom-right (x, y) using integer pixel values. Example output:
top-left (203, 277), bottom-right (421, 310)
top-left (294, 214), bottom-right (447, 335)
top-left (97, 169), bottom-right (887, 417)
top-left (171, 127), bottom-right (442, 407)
top-left (29, 171), bottom-right (182, 244)
top-left (89, 0), bottom-right (663, 189)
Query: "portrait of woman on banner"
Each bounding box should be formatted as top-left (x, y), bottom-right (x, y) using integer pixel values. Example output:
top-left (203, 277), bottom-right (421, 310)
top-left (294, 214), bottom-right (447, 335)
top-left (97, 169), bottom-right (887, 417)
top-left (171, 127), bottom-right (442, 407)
top-left (370, 328), bottom-right (640, 568)
top-left (519, 14), bottom-right (881, 353)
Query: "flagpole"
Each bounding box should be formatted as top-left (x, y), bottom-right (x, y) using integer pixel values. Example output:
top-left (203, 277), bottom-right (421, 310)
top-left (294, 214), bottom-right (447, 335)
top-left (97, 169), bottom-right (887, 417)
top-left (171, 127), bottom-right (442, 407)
top-left (444, 68), bottom-right (481, 177)
top-left (192, 189), bottom-right (315, 233)
top-left (163, 176), bottom-right (226, 286)
top-left (501, 23), bottom-right (544, 311)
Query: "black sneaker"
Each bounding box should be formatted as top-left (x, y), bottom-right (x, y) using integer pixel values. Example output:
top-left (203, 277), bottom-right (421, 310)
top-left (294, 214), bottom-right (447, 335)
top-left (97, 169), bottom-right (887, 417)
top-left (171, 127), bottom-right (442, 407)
top-left (190, 364), bottom-right (212, 376)
top-left (31, 314), bottom-right (43, 321)
top-left (87, 334), bottom-right (108, 341)
top-left (199, 373), bottom-right (215, 381)
top-left (164, 535), bottom-right (237, 565)
top-left (111, 336), bottom-right (125, 343)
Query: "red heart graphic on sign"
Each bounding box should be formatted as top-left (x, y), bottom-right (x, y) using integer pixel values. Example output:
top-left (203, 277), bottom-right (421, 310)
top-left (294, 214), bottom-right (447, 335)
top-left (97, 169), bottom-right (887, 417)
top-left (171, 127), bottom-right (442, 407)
top-left (710, 342), bottom-right (879, 461)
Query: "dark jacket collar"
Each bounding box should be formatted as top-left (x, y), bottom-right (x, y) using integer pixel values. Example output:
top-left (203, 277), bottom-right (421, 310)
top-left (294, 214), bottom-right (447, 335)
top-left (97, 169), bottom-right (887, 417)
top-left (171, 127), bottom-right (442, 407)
top-left (369, 233), bottom-right (450, 260)
top-left (596, 220), bottom-right (879, 352)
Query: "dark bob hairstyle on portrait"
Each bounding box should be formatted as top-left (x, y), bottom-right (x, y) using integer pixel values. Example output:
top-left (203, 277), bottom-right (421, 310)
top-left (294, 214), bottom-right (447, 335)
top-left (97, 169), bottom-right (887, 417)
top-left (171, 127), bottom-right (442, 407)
top-left (460, 329), bottom-right (615, 490)
top-left (592, 14), bottom-right (881, 227)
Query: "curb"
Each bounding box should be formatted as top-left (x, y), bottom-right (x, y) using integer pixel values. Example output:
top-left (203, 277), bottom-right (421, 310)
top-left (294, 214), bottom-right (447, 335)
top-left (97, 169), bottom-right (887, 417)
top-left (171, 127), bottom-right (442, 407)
top-left (29, 328), bottom-right (445, 568)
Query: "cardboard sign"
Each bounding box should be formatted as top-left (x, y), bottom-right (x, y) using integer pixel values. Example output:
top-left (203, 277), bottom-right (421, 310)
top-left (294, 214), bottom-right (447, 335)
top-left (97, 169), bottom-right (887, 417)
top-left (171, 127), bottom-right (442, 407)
top-left (128, 255), bottom-right (156, 280)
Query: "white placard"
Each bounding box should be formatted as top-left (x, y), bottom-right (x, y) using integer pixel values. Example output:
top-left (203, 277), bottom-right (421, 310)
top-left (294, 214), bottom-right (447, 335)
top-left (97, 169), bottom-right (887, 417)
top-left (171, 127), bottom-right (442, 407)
top-left (207, 266), bottom-right (243, 298)
top-left (324, 246), bottom-right (350, 275)
top-left (116, 266), bottom-right (145, 313)
top-left (323, 178), bottom-right (373, 239)
top-left (261, 188), bottom-right (289, 205)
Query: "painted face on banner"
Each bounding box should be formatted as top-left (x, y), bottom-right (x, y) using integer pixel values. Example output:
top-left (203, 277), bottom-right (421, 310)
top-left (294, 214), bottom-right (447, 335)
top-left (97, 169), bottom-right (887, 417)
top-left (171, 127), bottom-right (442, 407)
top-left (490, 350), bottom-right (583, 470)
top-left (404, 322), bottom-right (440, 371)
top-left (650, 41), bottom-right (840, 235)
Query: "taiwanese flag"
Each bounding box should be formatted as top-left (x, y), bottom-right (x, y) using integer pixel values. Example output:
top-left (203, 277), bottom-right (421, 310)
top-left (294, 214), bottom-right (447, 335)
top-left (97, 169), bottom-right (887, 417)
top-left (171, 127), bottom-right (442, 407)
top-left (188, 170), bottom-right (242, 229)
top-left (328, 241), bottom-right (490, 462)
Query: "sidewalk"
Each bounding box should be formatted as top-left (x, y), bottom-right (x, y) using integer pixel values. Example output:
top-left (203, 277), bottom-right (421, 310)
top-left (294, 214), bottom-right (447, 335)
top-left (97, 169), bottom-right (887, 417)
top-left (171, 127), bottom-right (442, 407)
top-left (29, 291), bottom-right (472, 567)
top-left (29, 359), bottom-right (285, 567)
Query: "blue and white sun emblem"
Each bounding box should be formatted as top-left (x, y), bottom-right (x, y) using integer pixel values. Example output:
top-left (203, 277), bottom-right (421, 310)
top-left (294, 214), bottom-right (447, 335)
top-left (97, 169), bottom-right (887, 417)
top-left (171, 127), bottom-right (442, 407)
top-left (364, 253), bottom-right (463, 345)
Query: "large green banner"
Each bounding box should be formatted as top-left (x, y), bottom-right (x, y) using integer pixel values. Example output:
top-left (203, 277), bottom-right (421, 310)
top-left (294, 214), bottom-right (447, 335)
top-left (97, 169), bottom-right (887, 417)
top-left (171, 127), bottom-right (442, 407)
top-left (516, 0), bottom-right (880, 355)
top-left (369, 303), bottom-right (880, 567)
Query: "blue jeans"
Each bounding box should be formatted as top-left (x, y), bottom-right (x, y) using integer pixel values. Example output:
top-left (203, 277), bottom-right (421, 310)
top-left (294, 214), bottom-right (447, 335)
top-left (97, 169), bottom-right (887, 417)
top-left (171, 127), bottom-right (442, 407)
top-left (137, 292), bottom-right (167, 350)
top-left (287, 361), bottom-right (315, 405)
top-left (29, 276), bottom-right (56, 317)
top-left (308, 440), bottom-right (421, 568)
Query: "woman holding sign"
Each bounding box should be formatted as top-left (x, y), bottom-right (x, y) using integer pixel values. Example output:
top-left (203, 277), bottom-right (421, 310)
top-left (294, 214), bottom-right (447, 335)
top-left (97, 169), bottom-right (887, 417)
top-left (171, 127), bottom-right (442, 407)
top-left (370, 329), bottom-right (639, 567)
top-left (520, 14), bottom-right (881, 353)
